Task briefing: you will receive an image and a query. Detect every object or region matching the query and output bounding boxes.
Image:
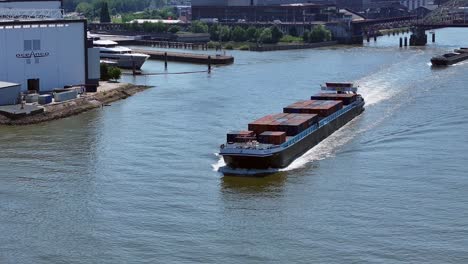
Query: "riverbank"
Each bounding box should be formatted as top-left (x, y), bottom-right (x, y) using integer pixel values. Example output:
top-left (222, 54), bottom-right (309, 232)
top-left (206, 40), bottom-right (338, 51)
top-left (0, 82), bottom-right (151, 126)
top-left (249, 41), bottom-right (338, 51)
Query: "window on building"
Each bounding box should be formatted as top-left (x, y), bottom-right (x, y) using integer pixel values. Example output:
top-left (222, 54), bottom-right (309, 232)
top-left (24, 40), bottom-right (32, 51)
top-left (33, 40), bottom-right (41, 51)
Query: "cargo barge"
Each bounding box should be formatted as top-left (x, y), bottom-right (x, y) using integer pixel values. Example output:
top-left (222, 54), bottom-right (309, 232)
top-left (431, 48), bottom-right (468, 66)
top-left (219, 83), bottom-right (365, 169)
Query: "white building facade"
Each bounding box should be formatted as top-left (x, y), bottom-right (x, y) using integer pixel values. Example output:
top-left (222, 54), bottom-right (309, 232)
top-left (0, 19), bottom-right (88, 92)
top-left (0, 0), bottom-right (62, 10)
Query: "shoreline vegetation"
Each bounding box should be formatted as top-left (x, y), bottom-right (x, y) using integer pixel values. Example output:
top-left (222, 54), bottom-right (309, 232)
top-left (0, 82), bottom-right (152, 126)
top-left (126, 21), bottom-right (333, 46)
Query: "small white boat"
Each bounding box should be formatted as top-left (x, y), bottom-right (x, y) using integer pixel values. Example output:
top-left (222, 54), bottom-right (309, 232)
top-left (93, 40), bottom-right (149, 70)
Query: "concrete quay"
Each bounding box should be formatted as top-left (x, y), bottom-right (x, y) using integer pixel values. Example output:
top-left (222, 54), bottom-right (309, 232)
top-left (132, 49), bottom-right (234, 65)
top-left (0, 82), bottom-right (152, 125)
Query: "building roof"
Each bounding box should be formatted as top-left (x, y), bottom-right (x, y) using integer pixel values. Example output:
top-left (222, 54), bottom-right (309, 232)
top-left (340, 8), bottom-right (366, 21)
top-left (0, 0), bottom-right (61, 2)
top-left (0, 81), bottom-right (20, 89)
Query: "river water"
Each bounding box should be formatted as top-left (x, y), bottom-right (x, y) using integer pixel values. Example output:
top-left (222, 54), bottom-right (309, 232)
top-left (1, 28), bottom-right (468, 263)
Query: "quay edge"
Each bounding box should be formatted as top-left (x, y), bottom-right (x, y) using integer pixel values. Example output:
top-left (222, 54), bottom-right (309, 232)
top-left (0, 82), bottom-right (152, 126)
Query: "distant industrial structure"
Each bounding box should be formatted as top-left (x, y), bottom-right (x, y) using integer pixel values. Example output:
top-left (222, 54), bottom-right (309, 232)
top-left (192, 0), bottom-right (338, 22)
top-left (191, 0), bottom-right (438, 21)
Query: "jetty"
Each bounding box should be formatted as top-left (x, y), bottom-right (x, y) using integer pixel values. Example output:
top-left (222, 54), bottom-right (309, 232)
top-left (0, 82), bottom-right (151, 125)
top-left (132, 49), bottom-right (234, 65)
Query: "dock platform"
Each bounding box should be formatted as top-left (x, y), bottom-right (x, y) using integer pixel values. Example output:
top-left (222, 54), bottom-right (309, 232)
top-left (132, 49), bottom-right (234, 65)
top-left (0, 104), bottom-right (44, 119)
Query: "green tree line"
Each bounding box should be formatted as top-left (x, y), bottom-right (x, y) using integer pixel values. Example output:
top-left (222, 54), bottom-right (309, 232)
top-left (198, 21), bottom-right (332, 44)
top-left (123, 20), bottom-right (333, 44)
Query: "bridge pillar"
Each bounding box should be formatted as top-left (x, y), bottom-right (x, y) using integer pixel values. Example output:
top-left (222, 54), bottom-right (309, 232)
top-left (409, 27), bottom-right (427, 46)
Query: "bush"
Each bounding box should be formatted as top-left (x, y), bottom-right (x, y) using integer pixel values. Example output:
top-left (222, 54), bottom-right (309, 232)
top-left (168, 25), bottom-right (181, 34)
top-left (219, 26), bottom-right (231, 42)
top-left (239, 45), bottom-right (250, 51)
top-left (207, 41), bottom-right (221, 49)
top-left (308, 25), bottom-right (332, 43)
top-left (232, 26), bottom-right (247, 42)
top-left (289, 27), bottom-right (298, 37)
top-left (224, 42), bottom-right (234, 50)
top-left (259, 28), bottom-right (273, 44)
top-left (270, 25), bottom-right (283, 43)
top-left (209, 24), bottom-right (220, 41)
top-left (191, 20), bottom-right (208, 33)
top-left (246, 26), bottom-right (257, 41)
top-left (280, 35), bottom-right (303, 43)
top-left (108, 66), bottom-right (122, 81)
top-left (100, 63), bottom-right (110, 81)
top-left (302, 29), bottom-right (310, 42)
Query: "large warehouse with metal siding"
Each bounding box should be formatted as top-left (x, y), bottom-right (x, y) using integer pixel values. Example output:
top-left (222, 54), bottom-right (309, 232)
top-left (0, 0), bottom-right (62, 9)
top-left (0, 19), bottom-right (88, 92)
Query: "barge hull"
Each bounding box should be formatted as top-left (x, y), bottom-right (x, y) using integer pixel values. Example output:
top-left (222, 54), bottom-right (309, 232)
top-left (223, 102), bottom-right (364, 169)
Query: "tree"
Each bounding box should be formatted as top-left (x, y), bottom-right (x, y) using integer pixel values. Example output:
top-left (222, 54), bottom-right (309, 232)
top-left (246, 26), bottom-right (257, 41)
top-left (219, 26), bottom-right (231, 42)
top-left (259, 28), bottom-right (273, 44)
top-left (108, 66), bottom-right (122, 81)
top-left (100, 1), bottom-right (111, 23)
top-left (100, 63), bottom-right (110, 81)
top-left (209, 24), bottom-right (220, 41)
top-left (308, 25), bottom-right (332, 43)
top-left (231, 26), bottom-right (247, 42)
top-left (129, 21), bottom-right (140, 31)
top-left (168, 25), bottom-right (181, 34)
top-left (302, 29), bottom-right (310, 42)
top-left (75, 2), bottom-right (93, 18)
top-left (289, 26), bottom-right (298, 37)
top-left (191, 21), bottom-right (209, 33)
top-left (270, 25), bottom-right (283, 43)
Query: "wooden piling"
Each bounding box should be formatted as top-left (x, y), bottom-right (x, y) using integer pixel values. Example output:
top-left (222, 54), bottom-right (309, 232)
top-left (400, 37), bottom-right (403, 47)
top-left (432, 33), bottom-right (435, 42)
top-left (164, 52), bottom-right (168, 69)
top-left (208, 56), bottom-right (212, 73)
top-left (404, 37), bottom-right (408, 47)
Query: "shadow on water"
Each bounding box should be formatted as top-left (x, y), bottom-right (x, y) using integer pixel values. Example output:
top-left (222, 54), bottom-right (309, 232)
top-left (221, 171), bottom-right (288, 194)
top-left (220, 161), bottom-right (320, 194)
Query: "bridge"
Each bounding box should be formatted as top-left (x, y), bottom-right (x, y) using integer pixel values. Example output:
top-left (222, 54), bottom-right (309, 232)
top-left (89, 0), bottom-right (468, 46)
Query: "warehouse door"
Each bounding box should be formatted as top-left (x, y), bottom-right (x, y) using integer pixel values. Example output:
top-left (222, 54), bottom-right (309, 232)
top-left (27, 79), bottom-right (40, 93)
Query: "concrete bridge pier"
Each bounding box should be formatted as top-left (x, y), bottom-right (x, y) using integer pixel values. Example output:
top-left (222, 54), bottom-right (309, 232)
top-left (409, 27), bottom-right (427, 46)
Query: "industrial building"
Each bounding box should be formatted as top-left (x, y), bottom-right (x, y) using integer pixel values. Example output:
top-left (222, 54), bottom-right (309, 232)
top-left (192, 0), bottom-right (336, 22)
top-left (0, 0), bottom-right (62, 9)
top-left (0, 0), bottom-right (100, 107)
top-left (0, 19), bottom-right (89, 93)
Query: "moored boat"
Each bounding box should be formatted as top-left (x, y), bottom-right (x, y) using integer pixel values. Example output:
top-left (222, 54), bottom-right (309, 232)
top-left (219, 83), bottom-right (365, 170)
top-left (93, 40), bottom-right (150, 70)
